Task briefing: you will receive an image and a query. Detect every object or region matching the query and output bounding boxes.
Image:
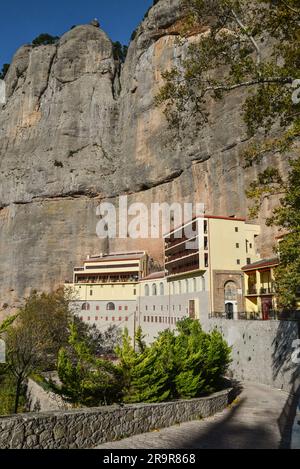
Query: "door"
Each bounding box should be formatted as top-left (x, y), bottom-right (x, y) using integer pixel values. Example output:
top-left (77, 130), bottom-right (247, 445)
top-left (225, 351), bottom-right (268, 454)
top-left (225, 303), bottom-right (234, 320)
top-left (189, 300), bottom-right (196, 320)
top-left (262, 297), bottom-right (273, 320)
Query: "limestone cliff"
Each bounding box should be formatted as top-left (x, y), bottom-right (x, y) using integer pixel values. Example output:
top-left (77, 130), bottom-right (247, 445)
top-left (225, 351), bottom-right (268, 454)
top-left (0, 0), bottom-right (286, 311)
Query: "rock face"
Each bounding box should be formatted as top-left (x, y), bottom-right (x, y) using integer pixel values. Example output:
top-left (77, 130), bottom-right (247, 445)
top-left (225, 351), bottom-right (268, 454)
top-left (0, 0), bottom-right (286, 311)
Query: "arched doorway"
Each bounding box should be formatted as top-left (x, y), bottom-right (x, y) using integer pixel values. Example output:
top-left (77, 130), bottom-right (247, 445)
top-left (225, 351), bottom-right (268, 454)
top-left (224, 281), bottom-right (238, 319)
top-left (225, 303), bottom-right (234, 320)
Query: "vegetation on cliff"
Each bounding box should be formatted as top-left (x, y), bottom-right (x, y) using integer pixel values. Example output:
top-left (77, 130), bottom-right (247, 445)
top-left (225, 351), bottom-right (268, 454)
top-left (156, 0), bottom-right (300, 308)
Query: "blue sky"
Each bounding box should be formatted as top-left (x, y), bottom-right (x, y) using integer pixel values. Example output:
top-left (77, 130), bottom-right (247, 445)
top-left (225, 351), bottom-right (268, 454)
top-left (0, 0), bottom-right (153, 68)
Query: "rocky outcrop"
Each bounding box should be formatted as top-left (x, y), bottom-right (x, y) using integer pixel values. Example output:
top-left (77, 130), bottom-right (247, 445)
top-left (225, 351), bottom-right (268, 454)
top-left (0, 0), bottom-right (287, 311)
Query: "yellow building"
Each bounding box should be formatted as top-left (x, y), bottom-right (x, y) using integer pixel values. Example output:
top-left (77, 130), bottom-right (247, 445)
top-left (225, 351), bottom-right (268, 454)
top-left (243, 257), bottom-right (279, 319)
top-left (66, 251), bottom-right (148, 336)
top-left (163, 215), bottom-right (261, 320)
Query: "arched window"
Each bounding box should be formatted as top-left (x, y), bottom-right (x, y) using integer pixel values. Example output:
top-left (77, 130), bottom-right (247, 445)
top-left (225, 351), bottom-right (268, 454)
top-left (82, 303), bottom-right (90, 311)
top-left (160, 283), bottom-right (164, 296)
top-left (106, 302), bottom-right (116, 311)
top-left (224, 281), bottom-right (237, 301)
top-left (145, 284), bottom-right (150, 297)
top-left (152, 284), bottom-right (157, 296)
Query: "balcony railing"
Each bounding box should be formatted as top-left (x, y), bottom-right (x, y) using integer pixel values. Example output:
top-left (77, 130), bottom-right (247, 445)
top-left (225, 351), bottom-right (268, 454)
top-left (246, 287), bottom-right (276, 295)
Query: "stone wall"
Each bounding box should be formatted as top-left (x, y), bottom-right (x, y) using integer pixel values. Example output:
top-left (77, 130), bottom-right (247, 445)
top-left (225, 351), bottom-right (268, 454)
top-left (26, 378), bottom-right (72, 413)
top-left (202, 319), bottom-right (300, 394)
top-left (0, 388), bottom-right (233, 449)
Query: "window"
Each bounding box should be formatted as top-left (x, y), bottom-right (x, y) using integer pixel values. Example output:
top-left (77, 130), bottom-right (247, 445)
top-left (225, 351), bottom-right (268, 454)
top-left (236, 243), bottom-right (240, 248)
top-left (205, 254), bottom-right (209, 268)
top-left (112, 317), bottom-right (115, 322)
top-left (152, 284), bottom-right (157, 296)
top-left (155, 317), bottom-right (158, 323)
top-left (178, 281), bottom-right (182, 295)
top-left (145, 284), bottom-right (149, 296)
top-left (159, 317), bottom-right (162, 323)
top-left (193, 278), bottom-right (197, 292)
top-left (161, 305), bottom-right (163, 311)
top-left (204, 237), bottom-right (208, 250)
top-left (160, 283), bottom-right (164, 296)
top-left (185, 279), bottom-right (189, 293)
top-left (134, 289), bottom-right (137, 296)
top-left (235, 227), bottom-right (239, 232)
top-left (204, 220), bottom-right (208, 234)
top-left (202, 277), bottom-right (206, 291)
top-left (153, 306), bottom-right (156, 311)
top-left (119, 306), bottom-right (122, 311)
top-left (119, 317), bottom-right (122, 322)
top-left (106, 302), bottom-right (115, 311)
top-left (82, 303), bottom-right (90, 311)
top-left (247, 258), bottom-right (251, 265)
top-left (96, 306), bottom-right (100, 311)
top-left (125, 306), bottom-right (128, 311)
top-left (90, 290), bottom-right (93, 296)
top-left (95, 316), bottom-right (98, 321)
top-left (151, 317), bottom-right (154, 323)
top-left (125, 317), bottom-right (128, 322)
top-left (237, 259), bottom-right (241, 265)
top-left (225, 281), bottom-right (237, 301)
top-left (250, 243), bottom-right (253, 249)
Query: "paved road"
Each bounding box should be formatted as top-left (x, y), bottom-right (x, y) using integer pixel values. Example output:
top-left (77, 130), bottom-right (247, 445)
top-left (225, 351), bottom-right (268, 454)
top-left (97, 382), bottom-right (293, 449)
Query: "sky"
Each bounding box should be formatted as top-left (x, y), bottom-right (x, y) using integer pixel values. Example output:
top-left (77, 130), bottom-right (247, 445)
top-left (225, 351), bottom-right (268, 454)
top-left (0, 0), bottom-right (153, 68)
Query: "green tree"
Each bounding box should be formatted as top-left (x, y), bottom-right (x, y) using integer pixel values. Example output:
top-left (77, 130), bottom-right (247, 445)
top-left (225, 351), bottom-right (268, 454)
top-left (1, 289), bottom-right (71, 413)
top-left (112, 41), bottom-right (128, 63)
top-left (156, 0), bottom-right (300, 308)
top-left (117, 319), bottom-right (231, 404)
top-left (247, 158), bottom-right (300, 308)
top-left (32, 33), bottom-right (60, 46)
top-left (0, 63), bottom-right (10, 80)
top-left (57, 323), bottom-right (123, 406)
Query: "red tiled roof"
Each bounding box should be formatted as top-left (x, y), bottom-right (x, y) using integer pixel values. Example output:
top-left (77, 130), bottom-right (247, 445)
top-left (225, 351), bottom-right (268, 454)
top-left (140, 271), bottom-right (166, 281)
top-left (164, 214), bottom-right (248, 236)
top-left (242, 257), bottom-right (279, 271)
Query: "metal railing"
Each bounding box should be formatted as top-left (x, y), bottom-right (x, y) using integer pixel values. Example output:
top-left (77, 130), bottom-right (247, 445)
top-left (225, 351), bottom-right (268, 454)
top-left (209, 310), bottom-right (300, 321)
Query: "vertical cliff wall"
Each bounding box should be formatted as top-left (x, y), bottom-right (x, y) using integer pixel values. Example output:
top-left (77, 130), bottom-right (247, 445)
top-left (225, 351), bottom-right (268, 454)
top-left (0, 0), bottom-right (286, 312)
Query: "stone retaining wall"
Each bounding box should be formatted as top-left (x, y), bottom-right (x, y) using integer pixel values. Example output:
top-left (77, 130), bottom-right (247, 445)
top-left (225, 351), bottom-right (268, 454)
top-left (0, 388), bottom-right (233, 449)
top-left (202, 319), bottom-right (300, 394)
top-left (26, 378), bottom-right (72, 413)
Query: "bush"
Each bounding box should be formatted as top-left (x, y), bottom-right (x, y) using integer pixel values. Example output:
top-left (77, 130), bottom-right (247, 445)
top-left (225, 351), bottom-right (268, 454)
top-left (56, 324), bottom-right (123, 406)
top-left (32, 33), bottom-right (60, 46)
top-left (117, 319), bottom-right (232, 404)
top-left (0, 64), bottom-right (10, 80)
